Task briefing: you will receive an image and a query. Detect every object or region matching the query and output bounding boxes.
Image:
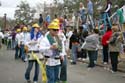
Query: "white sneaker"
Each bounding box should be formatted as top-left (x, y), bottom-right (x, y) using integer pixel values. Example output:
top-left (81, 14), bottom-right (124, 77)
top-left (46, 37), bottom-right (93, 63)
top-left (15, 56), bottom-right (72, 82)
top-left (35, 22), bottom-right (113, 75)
top-left (78, 58), bottom-right (82, 60)
top-left (33, 81), bottom-right (37, 83)
top-left (82, 58), bottom-right (86, 61)
top-left (103, 62), bottom-right (108, 65)
top-left (70, 60), bottom-right (73, 62)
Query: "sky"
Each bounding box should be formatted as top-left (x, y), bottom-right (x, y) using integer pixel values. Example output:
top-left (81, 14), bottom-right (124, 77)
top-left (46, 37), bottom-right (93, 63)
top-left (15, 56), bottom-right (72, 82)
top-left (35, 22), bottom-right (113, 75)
top-left (0, 0), bottom-right (53, 19)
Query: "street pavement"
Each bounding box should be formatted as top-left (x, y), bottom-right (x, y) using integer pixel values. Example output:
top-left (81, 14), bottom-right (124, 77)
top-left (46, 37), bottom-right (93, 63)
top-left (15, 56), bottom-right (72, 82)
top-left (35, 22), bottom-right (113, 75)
top-left (0, 46), bottom-right (125, 83)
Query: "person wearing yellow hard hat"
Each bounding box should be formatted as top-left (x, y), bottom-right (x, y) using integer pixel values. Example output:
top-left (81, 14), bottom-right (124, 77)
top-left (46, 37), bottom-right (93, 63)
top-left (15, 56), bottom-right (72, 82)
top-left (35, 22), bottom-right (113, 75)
top-left (16, 29), bottom-right (21, 33)
top-left (15, 28), bottom-right (22, 59)
top-left (32, 23), bottom-right (40, 28)
top-left (25, 23), bottom-right (43, 83)
top-left (19, 26), bottom-right (30, 62)
top-left (39, 21), bottom-right (65, 83)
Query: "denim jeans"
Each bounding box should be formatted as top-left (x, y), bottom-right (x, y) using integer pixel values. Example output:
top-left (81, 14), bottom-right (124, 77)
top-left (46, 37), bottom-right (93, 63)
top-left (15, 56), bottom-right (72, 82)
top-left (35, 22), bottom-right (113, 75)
top-left (71, 44), bottom-right (78, 63)
top-left (46, 65), bottom-right (60, 83)
top-left (20, 44), bottom-right (26, 60)
top-left (25, 60), bottom-right (39, 81)
top-left (12, 39), bottom-right (16, 49)
top-left (60, 56), bottom-right (67, 81)
top-left (15, 44), bottom-right (20, 59)
top-left (93, 50), bottom-right (98, 62)
top-left (88, 50), bottom-right (96, 67)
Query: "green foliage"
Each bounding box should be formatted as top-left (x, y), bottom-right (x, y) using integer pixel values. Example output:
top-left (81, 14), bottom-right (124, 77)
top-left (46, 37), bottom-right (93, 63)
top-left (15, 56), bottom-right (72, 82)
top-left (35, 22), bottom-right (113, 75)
top-left (14, 1), bottom-right (36, 25)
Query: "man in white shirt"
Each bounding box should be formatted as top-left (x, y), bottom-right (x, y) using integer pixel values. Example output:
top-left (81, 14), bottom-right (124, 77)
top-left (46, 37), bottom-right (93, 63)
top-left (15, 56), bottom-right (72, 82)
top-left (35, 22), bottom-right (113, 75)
top-left (20, 27), bottom-right (30, 62)
top-left (25, 23), bottom-right (43, 83)
top-left (39, 20), bottom-right (64, 83)
top-left (15, 29), bottom-right (21, 59)
top-left (0, 31), bottom-right (4, 49)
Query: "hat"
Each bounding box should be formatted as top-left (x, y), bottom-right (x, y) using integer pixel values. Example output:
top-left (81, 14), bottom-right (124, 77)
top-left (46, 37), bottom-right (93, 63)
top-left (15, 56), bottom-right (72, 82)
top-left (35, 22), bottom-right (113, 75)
top-left (53, 19), bottom-right (60, 24)
top-left (23, 27), bottom-right (28, 31)
top-left (48, 22), bottom-right (60, 29)
top-left (32, 23), bottom-right (40, 28)
top-left (16, 29), bottom-right (21, 32)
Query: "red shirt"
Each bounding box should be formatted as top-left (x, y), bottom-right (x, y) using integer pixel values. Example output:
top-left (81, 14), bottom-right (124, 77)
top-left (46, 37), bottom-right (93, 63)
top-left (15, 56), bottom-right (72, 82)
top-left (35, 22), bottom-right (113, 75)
top-left (101, 30), bottom-right (112, 46)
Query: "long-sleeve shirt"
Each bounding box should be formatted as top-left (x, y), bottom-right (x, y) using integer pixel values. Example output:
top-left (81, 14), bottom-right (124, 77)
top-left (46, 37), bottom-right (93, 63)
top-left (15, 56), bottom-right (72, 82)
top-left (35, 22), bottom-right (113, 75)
top-left (39, 32), bottom-right (65, 66)
top-left (87, 0), bottom-right (93, 15)
top-left (102, 30), bottom-right (112, 46)
top-left (20, 32), bottom-right (30, 45)
top-left (15, 33), bottom-right (21, 45)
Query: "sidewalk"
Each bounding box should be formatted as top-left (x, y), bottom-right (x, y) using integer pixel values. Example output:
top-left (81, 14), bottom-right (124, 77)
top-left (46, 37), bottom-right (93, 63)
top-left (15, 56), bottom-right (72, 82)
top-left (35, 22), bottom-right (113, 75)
top-left (77, 50), bottom-right (125, 73)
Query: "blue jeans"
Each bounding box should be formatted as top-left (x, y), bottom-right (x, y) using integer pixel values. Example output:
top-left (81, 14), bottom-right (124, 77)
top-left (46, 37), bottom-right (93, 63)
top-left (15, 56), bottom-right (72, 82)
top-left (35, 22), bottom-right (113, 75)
top-left (12, 39), bottom-right (16, 49)
top-left (20, 45), bottom-right (25, 60)
top-left (46, 65), bottom-right (60, 83)
top-left (15, 44), bottom-right (20, 59)
top-left (25, 60), bottom-right (39, 81)
top-left (88, 50), bottom-right (96, 68)
top-left (71, 44), bottom-right (78, 63)
top-left (94, 50), bottom-right (98, 62)
top-left (60, 56), bottom-right (67, 81)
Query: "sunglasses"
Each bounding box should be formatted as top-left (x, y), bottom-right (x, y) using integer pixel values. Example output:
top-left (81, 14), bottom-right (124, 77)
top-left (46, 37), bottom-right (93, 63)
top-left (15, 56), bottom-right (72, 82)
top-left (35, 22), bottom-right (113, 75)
top-left (52, 29), bottom-right (59, 31)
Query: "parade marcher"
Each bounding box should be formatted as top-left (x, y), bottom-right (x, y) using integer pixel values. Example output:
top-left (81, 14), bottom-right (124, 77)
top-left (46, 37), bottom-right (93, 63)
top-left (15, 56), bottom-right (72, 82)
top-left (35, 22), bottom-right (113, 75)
top-left (20, 26), bottom-right (30, 62)
top-left (11, 30), bottom-right (16, 49)
top-left (0, 30), bottom-right (4, 49)
top-left (108, 25), bottom-right (123, 73)
top-left (15, 29), bottom-right (21, 59)
top-left (81, 29), bottom-right (99, 69)
top-left (101, 26), bottom-right (112, 64)
top-left (39, 21), bottom-right (64, 83)
top-left (58, 28), bottom-right (67, 83)
top-left (25, 23), bottom-right (43, 83)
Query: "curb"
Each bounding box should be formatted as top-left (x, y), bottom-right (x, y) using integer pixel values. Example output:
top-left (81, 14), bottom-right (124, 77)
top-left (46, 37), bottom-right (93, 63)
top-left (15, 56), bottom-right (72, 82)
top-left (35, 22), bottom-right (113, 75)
top-left (78, 60), bottom-right (125, 73)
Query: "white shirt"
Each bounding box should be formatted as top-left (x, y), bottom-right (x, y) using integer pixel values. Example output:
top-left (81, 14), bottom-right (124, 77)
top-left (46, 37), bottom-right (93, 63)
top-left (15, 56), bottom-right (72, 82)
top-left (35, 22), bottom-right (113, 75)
top-left (39, 33), bottom-right (64, 66)
top-left (15, 32), bottom-right (22, 45)
top-left (0, 32), bottom-right (4, 38)
top-left (20, 32), bottom-right (30, 45)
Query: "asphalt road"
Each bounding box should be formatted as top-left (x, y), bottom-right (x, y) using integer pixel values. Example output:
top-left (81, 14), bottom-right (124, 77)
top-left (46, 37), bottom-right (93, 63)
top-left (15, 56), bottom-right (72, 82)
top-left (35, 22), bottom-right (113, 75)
top-left (0, 46), bottom-right (125, 83)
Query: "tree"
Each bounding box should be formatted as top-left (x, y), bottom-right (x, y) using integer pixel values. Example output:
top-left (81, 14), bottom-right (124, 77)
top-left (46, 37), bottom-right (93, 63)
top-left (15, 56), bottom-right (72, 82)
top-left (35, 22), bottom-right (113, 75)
top-left (14, 1), bottom-right (36, 25)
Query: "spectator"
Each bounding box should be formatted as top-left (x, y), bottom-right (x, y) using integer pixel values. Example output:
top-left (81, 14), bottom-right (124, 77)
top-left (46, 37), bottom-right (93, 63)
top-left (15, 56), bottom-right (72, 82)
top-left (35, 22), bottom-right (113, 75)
top-left (39, 14), bottom-right (43, 27)
top-left (101, 26), bottom-right (112, 64)
top-left (108, 25), bottom-right (123, 73)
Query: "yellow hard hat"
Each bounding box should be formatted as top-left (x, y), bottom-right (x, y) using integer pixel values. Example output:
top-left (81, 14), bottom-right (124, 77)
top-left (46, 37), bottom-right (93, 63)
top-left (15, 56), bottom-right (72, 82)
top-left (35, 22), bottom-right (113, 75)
top-left (23, 27), bottom-right (28, 31)
top-left (48, 22), bottom-right (60, 29)
top-left (32, 23), bottom-right (40, 28)
top-left (16, 29), bottom-right (21, 32)
top-left (53, 19), bottom-right (60, 24)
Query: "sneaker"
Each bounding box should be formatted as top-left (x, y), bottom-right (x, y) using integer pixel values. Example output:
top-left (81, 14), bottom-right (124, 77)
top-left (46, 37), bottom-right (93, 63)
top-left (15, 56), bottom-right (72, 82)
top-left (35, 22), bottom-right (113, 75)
top-left (70, 60), bottom-right (73, 63)
top-left (78, 58), bottom-right (82, 60)
top-left (27, 80), bottom-right (31, 83)
top-left (71, 62), bottom-right (76, 65)
top-left (110, 70), bottom-right (116, 74)
top-left (33, 81), bottom-right (37, 83)
top-left (103, 62), bottom-right (108, 65)
top-left (87, 67), bottom-right (92, 71)
top-left (82, 58), bottom-right (86, 61)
